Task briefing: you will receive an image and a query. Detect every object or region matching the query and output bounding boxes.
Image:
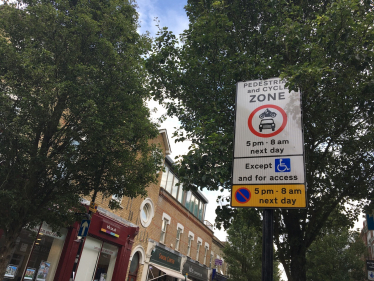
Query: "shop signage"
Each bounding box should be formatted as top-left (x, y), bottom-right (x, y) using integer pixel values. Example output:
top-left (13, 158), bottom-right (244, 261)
top-left (150, 246), bottom-right (181, 272)
top-left (367, 260), bottom-right (374, 280)
top-left (100, 222), bottom-right (119, 238)
top-left (31, 222), bottom-right (67, 240)
top-left (215, 259), bottom-right (223, 266)
top-left (232, 77), bottom-right (306, 208)
top-left (183, 260), bottom-right (208, 280)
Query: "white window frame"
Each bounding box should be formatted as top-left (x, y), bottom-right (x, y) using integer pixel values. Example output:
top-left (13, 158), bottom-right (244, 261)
top-left (139, 198), bottom-right (155, 228)
top-left (203, 242), bottom-right (209, 265)
top-left (210, 251), bottom-right (214, 268)
top-left (160, 213), bottom-right (171, 244)
top-left (187, 231), bottom-right (194, 256)
top-left (175, 223), bottom-right (184, 251)
top-left (196, 237), bottom-right (202, 262)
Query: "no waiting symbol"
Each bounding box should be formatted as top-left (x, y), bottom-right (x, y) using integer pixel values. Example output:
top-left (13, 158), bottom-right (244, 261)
top-left (235, 188), bottom-right (251, 203)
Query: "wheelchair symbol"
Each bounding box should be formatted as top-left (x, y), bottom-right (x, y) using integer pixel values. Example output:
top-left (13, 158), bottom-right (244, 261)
top-left (275, 158), bottom-right (291, 173)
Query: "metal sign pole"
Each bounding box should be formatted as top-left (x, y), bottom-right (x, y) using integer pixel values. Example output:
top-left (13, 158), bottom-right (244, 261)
top-left (262, 209), bottom-right (273, 281)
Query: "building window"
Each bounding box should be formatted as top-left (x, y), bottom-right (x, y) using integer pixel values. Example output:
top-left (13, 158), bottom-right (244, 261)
top-left (185, 192), bottom-right (206, 221)
top-left (139, 198), bottom-right (155, 228)
top-left (175, 228), bottom-right (182, 251)
top-left (161, 164), bottom-right (185, 203)
top-left (160, 219), bottom-right (168, 244)
top-left (203, 243), bottom-right (209, 265)
top-left (160, 165), bottom-right (169, 188)
top-left (196, 238), bottom-right (202, 262)
top-left (160, 213), bottom-right (171, 244)
top-left (187, 235), bottom-right (193, 256)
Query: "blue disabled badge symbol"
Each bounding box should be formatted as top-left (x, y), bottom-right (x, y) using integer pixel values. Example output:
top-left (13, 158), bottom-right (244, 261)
top-left (369, 270), bottom-right (374, 280)
top-left (275, 158), bottom-right (291, 173)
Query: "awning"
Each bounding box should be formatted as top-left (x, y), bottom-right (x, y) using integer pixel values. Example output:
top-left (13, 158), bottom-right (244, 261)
top-left (149, 263), bottom-right (190, 281)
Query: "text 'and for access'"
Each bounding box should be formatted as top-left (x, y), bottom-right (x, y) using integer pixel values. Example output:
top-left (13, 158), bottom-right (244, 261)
top-left (238, 158), bottom-right (298, 182)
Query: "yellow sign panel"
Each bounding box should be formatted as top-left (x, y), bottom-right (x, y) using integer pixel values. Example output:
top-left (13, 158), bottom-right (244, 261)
top-left (231, 184), bottom-right (306, 208)
top-left (89, 202), bottom-right (98, 213)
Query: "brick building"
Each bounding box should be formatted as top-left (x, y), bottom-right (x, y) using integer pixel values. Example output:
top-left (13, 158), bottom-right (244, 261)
top-left (1, 129), bottom-right (226, 281)
top-left (66, 128), bottom-right (218, 281)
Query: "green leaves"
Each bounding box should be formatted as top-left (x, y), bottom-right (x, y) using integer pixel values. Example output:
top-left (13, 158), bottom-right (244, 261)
top-left (0, 0), bottom-right (161, 262)
top-left (147, 0), bottom-right (374, 280)
top-left (306, 228), bottom-right (366, 281)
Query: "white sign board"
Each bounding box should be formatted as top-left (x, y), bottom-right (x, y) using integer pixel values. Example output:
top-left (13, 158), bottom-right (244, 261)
top-left (234, 78), bottom-right (303, 158)
top-left (233, 155), bottom-right (305, 184)
top-left (232, 77), bottom-right (306, 208)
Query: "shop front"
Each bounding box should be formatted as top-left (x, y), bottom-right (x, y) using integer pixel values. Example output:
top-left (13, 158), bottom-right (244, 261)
top-left (0, 205), bottom-right (139, 281)
top-left (54, 208), bottom-right (139, 281)
top-left (147, 246), bottom-right (184, 281)
top-left (1, 222), bottom-right (68, 281)
top-left (182, 259), bottom-right (208, 281)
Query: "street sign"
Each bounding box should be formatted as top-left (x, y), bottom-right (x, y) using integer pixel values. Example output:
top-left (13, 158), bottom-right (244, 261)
top-left (232, 185), bottom-right (306, 208)
top-left (235, 187), bottom-right (251, 203)
top-left (234, 78), bottom-right (303, 158)
top-left (233, 156), bottom-right (305, 185)
top-left (232, 77), bottom-right (306, 209)
top-left (78, 220), bottom-right (90, 237)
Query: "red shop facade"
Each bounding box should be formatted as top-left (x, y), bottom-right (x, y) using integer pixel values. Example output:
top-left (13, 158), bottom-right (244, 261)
top-left (1, 208), bottom-right (138, 281)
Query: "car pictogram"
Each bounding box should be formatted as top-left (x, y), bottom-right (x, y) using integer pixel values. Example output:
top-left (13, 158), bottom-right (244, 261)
top-left (259, 119), bottom-right (276, 132)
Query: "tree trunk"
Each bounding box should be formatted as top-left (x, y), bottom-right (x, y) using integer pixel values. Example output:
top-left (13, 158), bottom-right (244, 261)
top-left (0, 226), bottom-right (24, 279)
top-left (289, 244), bottom-right (307, 281)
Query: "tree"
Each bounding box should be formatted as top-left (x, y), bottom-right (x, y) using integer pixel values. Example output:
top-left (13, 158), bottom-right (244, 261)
top-left (146, 0), bottom-right (374, 280)
top-left (306, 217), bottom-right (367, 281)
top-left (0, 0), bottom-right (162, 277)
top-left (223, 209), bottom-right (281, 281)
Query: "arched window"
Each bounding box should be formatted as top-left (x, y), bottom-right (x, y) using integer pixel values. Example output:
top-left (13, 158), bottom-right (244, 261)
top-left (128, 252), bottom-right (140, 281)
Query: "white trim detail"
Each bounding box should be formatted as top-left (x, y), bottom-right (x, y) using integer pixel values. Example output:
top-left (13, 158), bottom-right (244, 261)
top-left (204, 242), bottom-right (209, 249)
top-left (140, 198), bottom-right (155, 228)
top-left (188, 231), bottom-right (195, 240)
top-left (162, 212), bottom-right (171, 224)
top-left (159, 129), bottom-right (172, 155)
top-left (130, 245), bottom-right (146, 265)
top-left (177, 223), bottom-right (184, 232)
top-left (197, 237), bottom-right (203, 244)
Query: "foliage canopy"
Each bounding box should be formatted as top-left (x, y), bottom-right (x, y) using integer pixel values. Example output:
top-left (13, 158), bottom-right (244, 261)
top-left (147, 0), bottom-right (374, 280)
top-left (0, 0), bottom-right (162, 277)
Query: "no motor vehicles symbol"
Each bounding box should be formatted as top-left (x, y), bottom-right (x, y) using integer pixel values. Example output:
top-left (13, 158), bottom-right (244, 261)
top-left (248, 104), bottom-right (287, 138)
top-left (235, 188), bottom-right (251, 203)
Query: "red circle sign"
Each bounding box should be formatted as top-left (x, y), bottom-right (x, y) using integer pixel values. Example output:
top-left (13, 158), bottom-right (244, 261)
top-left (248, 104), bottom-right (287, 138)
top-left (235, 188), bottom-right (251, 203)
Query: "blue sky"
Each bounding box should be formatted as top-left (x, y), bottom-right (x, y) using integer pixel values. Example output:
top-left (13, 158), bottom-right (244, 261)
top-left (136, 0), bottom-right (189, 38)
